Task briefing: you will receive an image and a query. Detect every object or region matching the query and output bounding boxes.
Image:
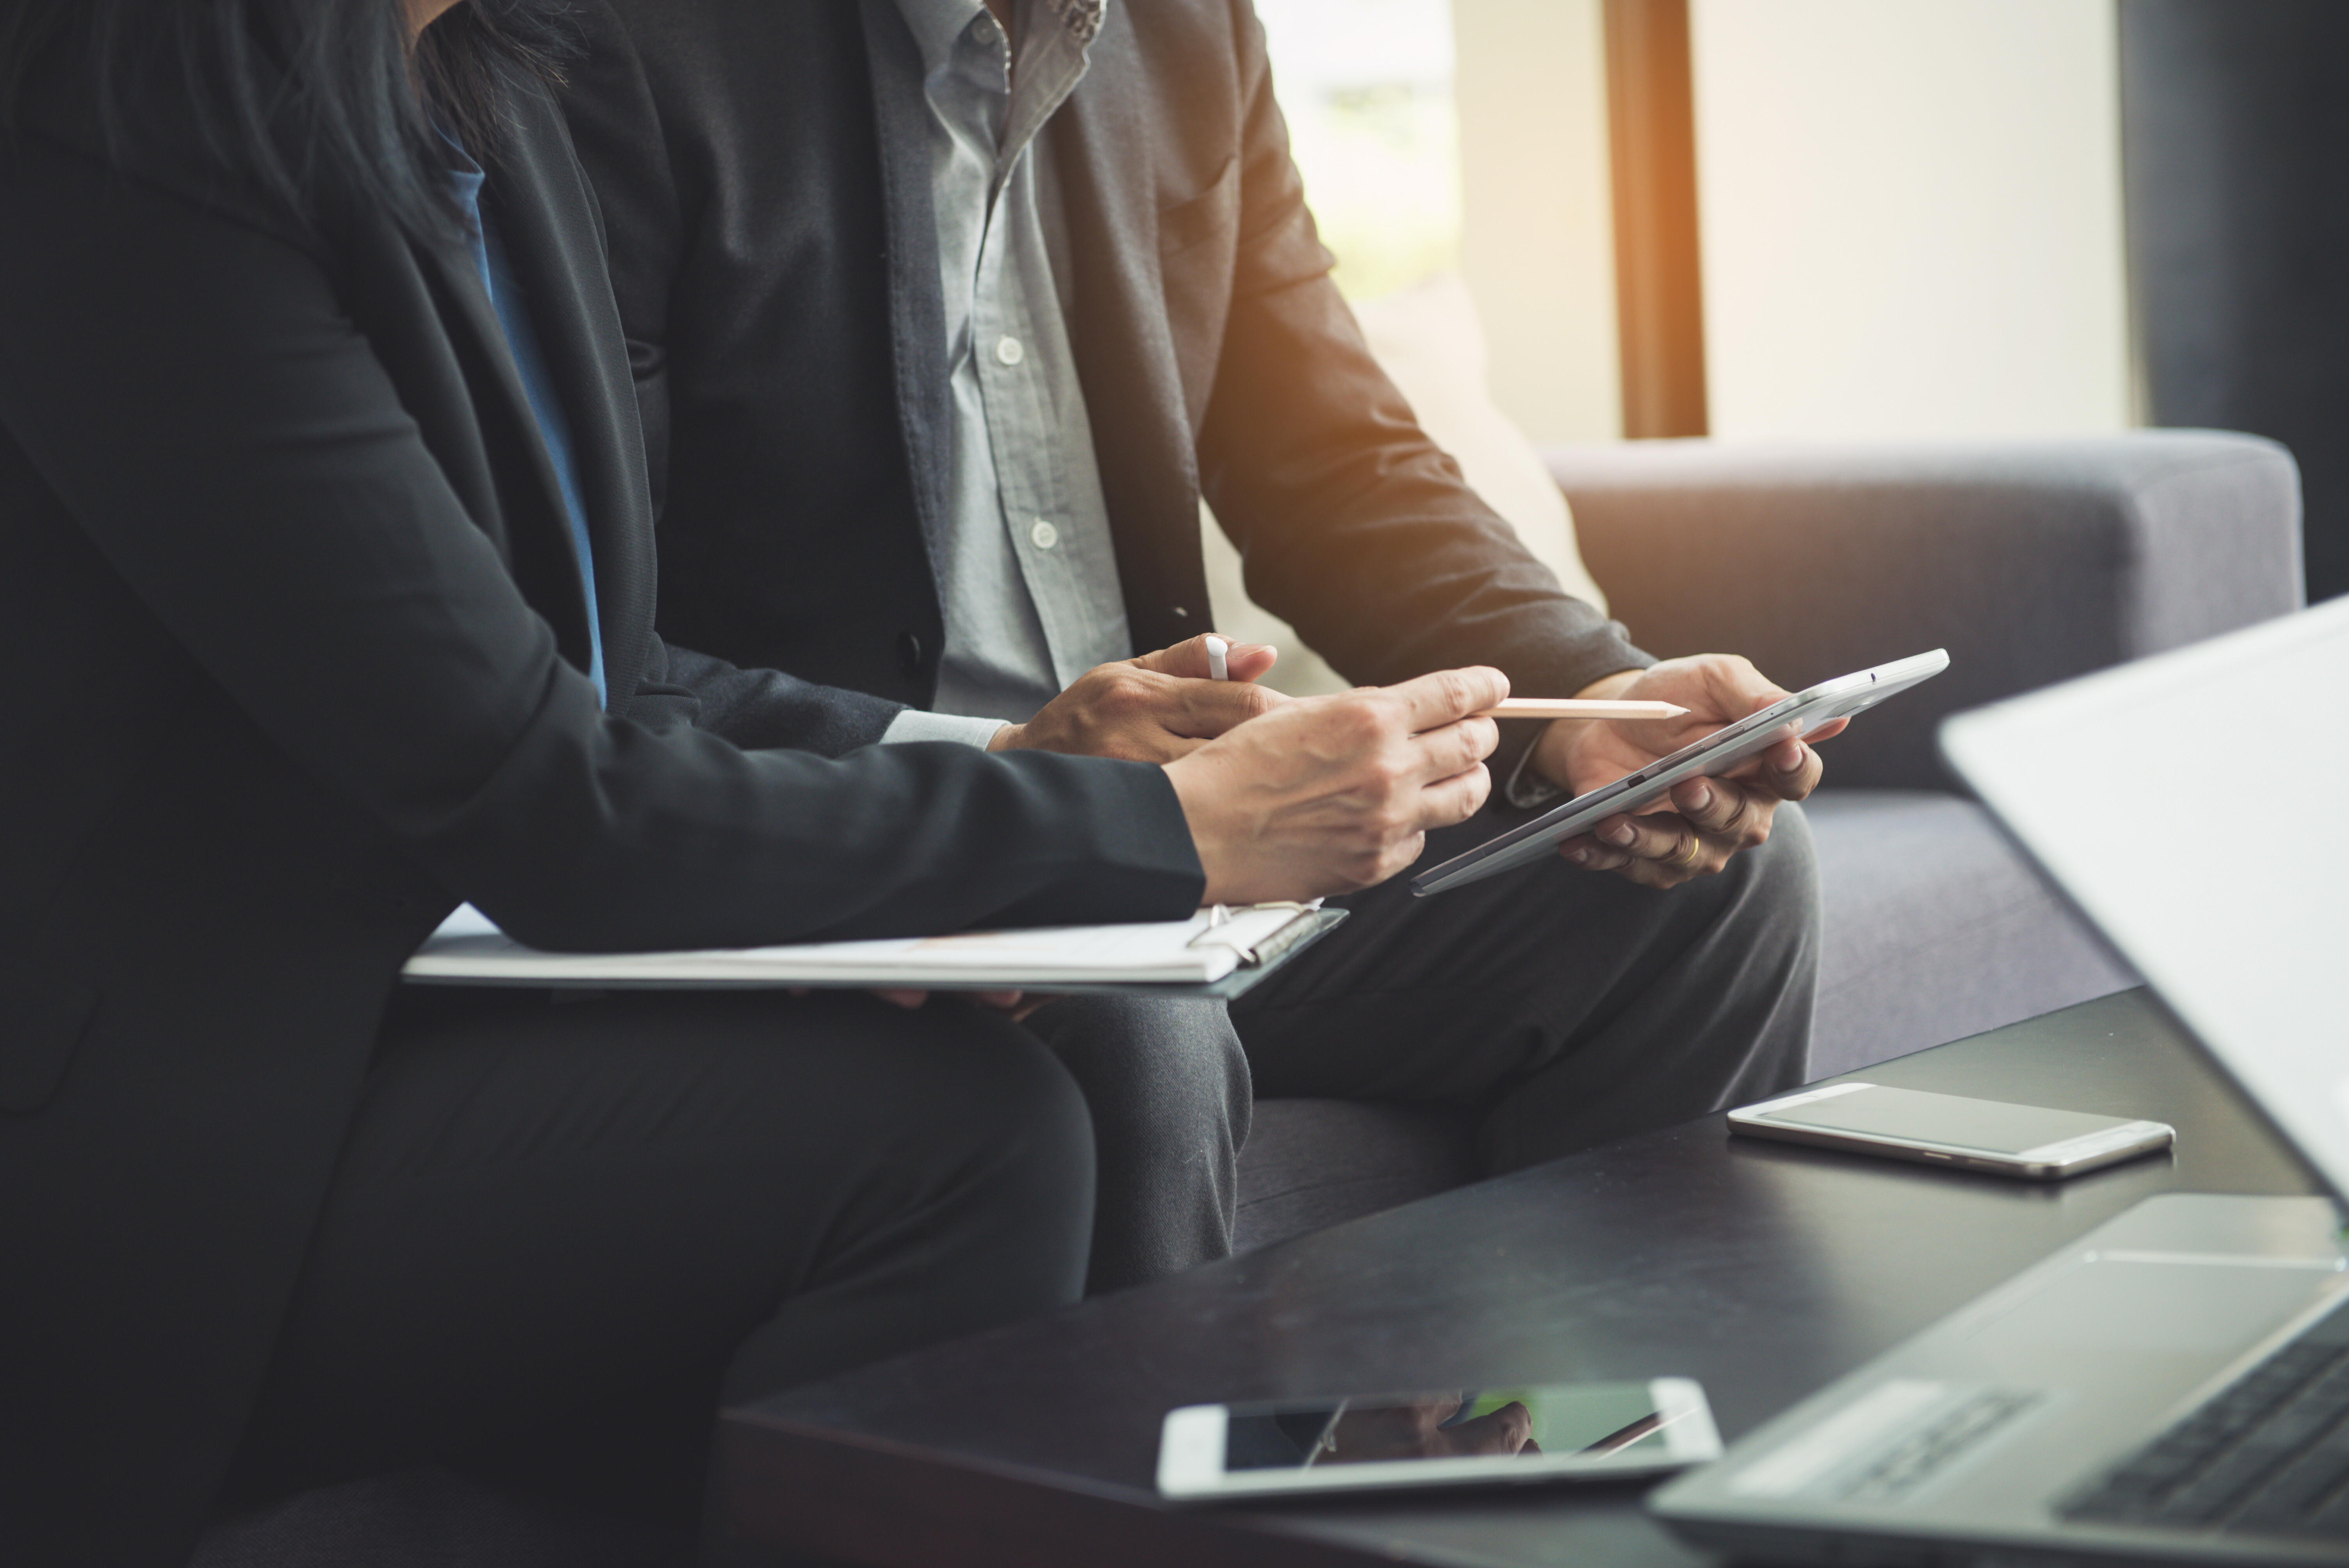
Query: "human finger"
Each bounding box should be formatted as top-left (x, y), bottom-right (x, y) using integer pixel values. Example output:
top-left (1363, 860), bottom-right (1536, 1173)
top-left (1411, 758), bottom-right (1491, 832)
top-left (869, 988), bottom-right (929, 1010)
top-left (1168, 675), bottom-right (1287, 736)
top-left (1445, 1402), bottom-right (1535, 1456)
top-left (1558, 831), bottom-right (1618, 873)
top-left (1129, 634), bottom-right (1278, 683)
top-left (1221, 641), bottom-right (1279, 683)
top-left (1567, 812), bottom-right (1718, 884)
top-left (1710, 713), bottom-right (1832, 784)
top-left (1404, 713), bottom-right (1499, 783)
top-left (1391, 666), bottom-right (1509, 734)
top-left (1600, 810), bottom-right (1714, 875)
top-left (1696, 654), bottom-right (1794, 721)
top-left (1754, 736), bottom-right (1825, 802)
top-left (1670, 774), bottom-right (1768, 845)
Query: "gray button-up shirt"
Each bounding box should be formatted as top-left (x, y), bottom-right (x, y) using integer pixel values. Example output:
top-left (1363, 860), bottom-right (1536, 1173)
top-left (882, 0), bottom-right (1130, 748)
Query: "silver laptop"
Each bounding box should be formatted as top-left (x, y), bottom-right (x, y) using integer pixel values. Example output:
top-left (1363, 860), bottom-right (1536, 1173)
top-left (1651, 595), bottom-right (2349, 1565)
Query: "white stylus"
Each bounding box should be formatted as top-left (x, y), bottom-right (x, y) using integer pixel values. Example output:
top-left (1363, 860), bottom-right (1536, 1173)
top-left (1201, 637), bottom-right (1678, 720)
top-left (1478, 698), bottom-right (1688, 720)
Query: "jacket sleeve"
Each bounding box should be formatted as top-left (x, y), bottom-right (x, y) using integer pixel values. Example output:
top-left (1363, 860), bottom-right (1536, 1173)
top-left (1191, 1), bottom-right (1652, 780)
top-left (658, 640), bottom-right (906, 755)
top-left (0, 132), bottom-right (1202, 951)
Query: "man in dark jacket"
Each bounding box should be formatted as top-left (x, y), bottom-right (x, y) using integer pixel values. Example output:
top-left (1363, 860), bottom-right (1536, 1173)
top-left (559, 0), bottom-right (1827, 1289)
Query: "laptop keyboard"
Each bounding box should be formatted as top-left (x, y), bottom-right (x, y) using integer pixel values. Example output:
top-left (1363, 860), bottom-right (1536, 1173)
top-left (2065, 1300), bottom-right (2349, 1539)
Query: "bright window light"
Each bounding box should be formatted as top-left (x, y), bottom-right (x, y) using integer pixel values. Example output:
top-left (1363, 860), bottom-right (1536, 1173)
top-left (1254, 0), bottom-right (1462, 300)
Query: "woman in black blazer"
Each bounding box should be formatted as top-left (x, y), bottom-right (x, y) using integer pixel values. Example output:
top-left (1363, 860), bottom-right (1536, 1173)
top-left (0, 2), bottom-right (1217, 1560)
top-left (0, 1), bottom-right (1504, 1556)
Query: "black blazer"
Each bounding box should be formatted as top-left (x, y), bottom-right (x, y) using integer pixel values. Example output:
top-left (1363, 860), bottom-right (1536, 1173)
top-left (0, 65), bottom-right (1198, 1566)
top-left (558, 0), bottom-right (1651, 775)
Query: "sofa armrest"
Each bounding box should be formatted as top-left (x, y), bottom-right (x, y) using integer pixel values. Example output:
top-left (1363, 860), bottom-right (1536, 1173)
top-left (1546, 432), bottom-right (2303, 789)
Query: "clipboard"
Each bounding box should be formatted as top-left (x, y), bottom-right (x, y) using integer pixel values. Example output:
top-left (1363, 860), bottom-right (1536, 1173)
top-left (986, 908), bottom-right (1346, 1000)
top-left (402, 903), bottom-right (1348, 1001)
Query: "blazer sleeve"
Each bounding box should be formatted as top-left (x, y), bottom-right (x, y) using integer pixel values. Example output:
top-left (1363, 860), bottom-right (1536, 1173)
top-left (657, 641), bottom-right (908, 756)
top-left (1189, 4), bottom-right (1652, 780)
top-left (0, 134), bottom-right (1201, 950)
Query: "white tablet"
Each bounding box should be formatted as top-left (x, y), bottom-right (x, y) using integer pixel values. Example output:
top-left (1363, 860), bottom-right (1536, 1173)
top-left (1411, 649), bottom-right (1950, 897)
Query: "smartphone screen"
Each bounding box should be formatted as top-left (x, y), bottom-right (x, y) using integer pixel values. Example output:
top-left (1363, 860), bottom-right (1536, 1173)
top-left (1158, 1379), bottom-right (1722, 1498)
top-left (1221, 1383), bottom-right (1676, 1472)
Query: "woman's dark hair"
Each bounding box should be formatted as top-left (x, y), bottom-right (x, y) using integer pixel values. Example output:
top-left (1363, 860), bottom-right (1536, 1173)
top-left (0, 0), bottom-right (574, 234)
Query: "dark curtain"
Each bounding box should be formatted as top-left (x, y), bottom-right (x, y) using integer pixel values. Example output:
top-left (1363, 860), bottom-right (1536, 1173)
top-left (2122, 0), bottom-right (2349, 602)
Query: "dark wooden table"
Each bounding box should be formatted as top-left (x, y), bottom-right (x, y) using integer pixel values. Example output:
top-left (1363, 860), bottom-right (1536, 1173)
top-left (723, 989), bottom-right (2324, 1567)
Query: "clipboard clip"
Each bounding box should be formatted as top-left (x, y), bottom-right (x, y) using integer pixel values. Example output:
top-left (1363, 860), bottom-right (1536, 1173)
top-left (1185, 902), bottom-right (1326, 968)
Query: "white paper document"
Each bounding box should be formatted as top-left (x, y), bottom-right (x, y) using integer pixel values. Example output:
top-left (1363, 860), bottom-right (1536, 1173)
top-left (403, 902), bottom-right (1330, 990)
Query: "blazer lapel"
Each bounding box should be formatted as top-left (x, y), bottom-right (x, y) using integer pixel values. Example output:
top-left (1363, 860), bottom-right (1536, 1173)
top-left (859, 0), bottom-right (955, 583)
top-left (400, 196), bottom-right (603, 687)
top-left (482, 84), bottom-right (660, 710)
top-left (1049, 8), bottom-right (1214, 655)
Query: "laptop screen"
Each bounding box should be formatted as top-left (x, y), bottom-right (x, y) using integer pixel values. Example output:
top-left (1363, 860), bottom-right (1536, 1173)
top-left (1941, 596), bottom-right (2349, 1203)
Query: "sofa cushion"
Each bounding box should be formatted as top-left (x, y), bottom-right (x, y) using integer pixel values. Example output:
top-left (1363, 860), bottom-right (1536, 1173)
top-left (1551, 433), bottom-right (2303, 790)
top-left (1233, 1098), bottom-right (1478, 1254)
top-left (1805, 788), bottom-right (2135, 1078)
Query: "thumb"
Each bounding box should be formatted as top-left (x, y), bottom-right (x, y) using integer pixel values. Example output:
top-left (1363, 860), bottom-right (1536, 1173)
top-left (1223, 641), bottom-right (1279, 683)
top-left (1132, 633), bottom-right (1278, 682)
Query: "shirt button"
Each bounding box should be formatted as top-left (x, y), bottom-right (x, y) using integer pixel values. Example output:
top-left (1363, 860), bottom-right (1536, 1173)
top-left (895, 630), bottom-right (924, 674)
top-left (995, 335), bottom-right (1025, 367)
top-left (1029, 519), bottom-right (1060, 550)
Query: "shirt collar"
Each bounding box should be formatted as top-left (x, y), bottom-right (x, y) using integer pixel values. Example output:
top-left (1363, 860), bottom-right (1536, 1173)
top-left (1038, 0), bottom-right (1104, 46)
top-left (891, 0), bottom-right (1107, 82)
top-left (894, 0), bottom-right (991, 80)
top-left (434, 130), bottom-right (488, 239)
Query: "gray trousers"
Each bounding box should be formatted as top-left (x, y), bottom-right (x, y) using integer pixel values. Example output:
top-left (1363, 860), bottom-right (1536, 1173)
top-left (1033, 800), bottom-right (1821, 1293)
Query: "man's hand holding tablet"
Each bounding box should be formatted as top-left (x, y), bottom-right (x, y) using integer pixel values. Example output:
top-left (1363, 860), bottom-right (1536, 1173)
top-left (1533, 656), bottom-right (1849, 889)
top-left (1414, 650), bottom-right (1949, 897)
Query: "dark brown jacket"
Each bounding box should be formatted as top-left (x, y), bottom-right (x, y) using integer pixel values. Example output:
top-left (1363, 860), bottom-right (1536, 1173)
top-left (558, 0), bottom-right (1649, 770)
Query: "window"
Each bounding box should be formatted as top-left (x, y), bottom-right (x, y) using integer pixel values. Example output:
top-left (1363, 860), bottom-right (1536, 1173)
top-left (1255, 0), bottom-right (1462, 300)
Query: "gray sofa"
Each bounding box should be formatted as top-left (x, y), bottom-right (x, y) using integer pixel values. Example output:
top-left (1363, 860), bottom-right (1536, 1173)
top-left (1233, 430), bottom-right (2305, 1253)
top-left (197, 431), bottom-right (2302, 1566)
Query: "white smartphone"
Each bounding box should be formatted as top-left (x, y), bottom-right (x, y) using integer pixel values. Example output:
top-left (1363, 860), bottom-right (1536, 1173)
top-left (1412, 649), bottom-right (1951, 896)
top-left (1155, 1379), bottom-right (1722, 1501)
top-left (1728, 1081), bottom-right (2175, 1180)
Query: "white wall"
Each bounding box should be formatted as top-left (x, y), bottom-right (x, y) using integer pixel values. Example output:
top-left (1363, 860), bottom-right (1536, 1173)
top-left (1688, 0), bottom-right (2131, 441)
top-left (1453, 0), bottom-right (1623, 445)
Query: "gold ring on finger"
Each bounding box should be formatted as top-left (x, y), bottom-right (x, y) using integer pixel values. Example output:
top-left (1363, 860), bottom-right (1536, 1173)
top-left (1670, 836), bottom-right (1704, 868)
